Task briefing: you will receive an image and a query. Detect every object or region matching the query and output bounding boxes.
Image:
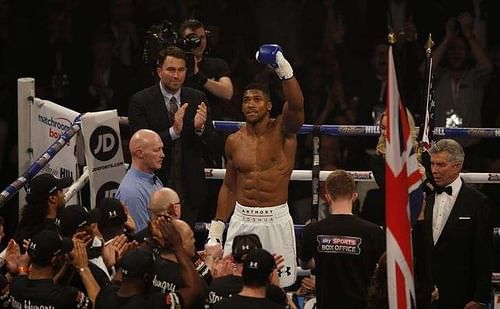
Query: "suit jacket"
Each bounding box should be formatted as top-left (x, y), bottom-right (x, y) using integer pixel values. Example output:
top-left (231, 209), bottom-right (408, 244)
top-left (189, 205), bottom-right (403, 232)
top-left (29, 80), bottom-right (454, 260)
top-left (128, 84), bottom-right (218, 224)
top-left (424, 182), bottom-right (492, 307)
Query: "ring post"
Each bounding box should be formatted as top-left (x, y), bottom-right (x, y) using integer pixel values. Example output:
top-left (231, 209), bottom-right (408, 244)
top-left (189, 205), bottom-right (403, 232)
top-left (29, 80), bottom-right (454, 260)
top-left (17, 77), bottom-right (35, 217)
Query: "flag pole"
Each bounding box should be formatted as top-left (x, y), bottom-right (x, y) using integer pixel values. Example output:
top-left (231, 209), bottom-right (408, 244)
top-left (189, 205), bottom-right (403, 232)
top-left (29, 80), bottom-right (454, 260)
top-left (419, 34), bottom-right (437, 192)
top-left (420, 34), bottom-right (435, 148)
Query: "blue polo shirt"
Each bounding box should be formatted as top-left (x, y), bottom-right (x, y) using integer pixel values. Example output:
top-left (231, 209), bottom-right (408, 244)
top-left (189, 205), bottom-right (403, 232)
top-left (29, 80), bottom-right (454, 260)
top-left (115, 167), bottom-right (163, 230)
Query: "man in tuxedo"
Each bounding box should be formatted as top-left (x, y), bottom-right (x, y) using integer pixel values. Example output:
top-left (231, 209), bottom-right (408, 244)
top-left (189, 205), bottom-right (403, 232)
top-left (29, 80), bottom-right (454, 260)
top-left (128, 46), bottom-right (217, 226)
top-left (425, 138), bottom-right (492, 308)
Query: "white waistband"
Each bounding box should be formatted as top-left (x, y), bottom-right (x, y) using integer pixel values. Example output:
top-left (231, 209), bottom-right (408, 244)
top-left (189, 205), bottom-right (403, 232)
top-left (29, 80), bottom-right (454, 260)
top-left (234, 201), bottom-right (290, 221)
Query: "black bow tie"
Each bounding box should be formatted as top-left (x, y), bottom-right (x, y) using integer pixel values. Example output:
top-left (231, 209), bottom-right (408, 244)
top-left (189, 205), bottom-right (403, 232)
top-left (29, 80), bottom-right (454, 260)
top-left (435, 186), bottom-right (452, 196)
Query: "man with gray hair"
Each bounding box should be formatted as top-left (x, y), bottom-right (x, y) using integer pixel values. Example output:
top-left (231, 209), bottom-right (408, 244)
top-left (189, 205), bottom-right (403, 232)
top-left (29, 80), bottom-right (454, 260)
top-left (425, 138), bottom-right (492, 308)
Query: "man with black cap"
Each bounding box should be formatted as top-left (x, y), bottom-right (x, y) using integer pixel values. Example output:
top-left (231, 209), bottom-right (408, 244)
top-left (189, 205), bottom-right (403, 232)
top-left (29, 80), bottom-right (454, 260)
top-left (95, 197), bottom-right (129, 241)
top-left (214, 248), bottom-right (285, 309)
top-left (95, 216), bottom-right (204, 308)
top-left (8, 230), bottom-right (100, 308)
top-left (58, 204), bottom-right (111, 287)
top-left (14, 173), bottom-right (72, 246)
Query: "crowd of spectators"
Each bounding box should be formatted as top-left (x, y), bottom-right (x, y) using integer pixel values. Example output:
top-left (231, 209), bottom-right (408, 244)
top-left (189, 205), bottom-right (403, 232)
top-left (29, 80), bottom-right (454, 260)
top-left (0, 0), bottom-right (499, 307)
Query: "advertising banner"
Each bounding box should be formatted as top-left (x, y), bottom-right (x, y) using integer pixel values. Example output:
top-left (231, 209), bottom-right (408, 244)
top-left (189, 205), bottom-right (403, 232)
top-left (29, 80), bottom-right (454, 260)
top-left (30, 101), bottom-right (80, 204)
top-left (80, 110), bottom-right (126, 209)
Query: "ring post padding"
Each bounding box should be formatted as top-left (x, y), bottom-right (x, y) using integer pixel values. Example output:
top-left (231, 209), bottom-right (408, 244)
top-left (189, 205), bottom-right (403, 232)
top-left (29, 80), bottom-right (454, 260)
top-left (311, 125), bottom-right (321, 222)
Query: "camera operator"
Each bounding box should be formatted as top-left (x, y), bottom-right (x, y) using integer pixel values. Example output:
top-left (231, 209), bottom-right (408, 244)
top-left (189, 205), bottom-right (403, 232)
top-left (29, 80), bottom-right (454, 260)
top-left (179, 19), bottom-right (234, 121)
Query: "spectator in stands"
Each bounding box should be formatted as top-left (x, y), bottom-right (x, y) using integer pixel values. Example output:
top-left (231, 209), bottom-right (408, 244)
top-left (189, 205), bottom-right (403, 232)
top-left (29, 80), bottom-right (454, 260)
top-left (128, 46), bottom-right (218, 227)
top-left (32, 1), bottom-right (85, 109)
top-left (79, 29), bottom-right (138, 116)
top-left (300, 169), bottom-right (384, 309)
top-left (8, 230), bottom-right (100, 308)
top-left (106, 0), bottom-right (140, 68)
top-left (95, 217), bottom-right (204, 308)
top-left (424, 138), bottom-right (492, 308)
top-left (429, 12), bottom-right (492, 147)
top-left (14, 173), bottom-right (72, 246)
top-left (359, 109), bottom-right (420, 227)
top-left (214, 248), bottom-right (285, 309)
top-left (115, 129), bottom-right (164, 231)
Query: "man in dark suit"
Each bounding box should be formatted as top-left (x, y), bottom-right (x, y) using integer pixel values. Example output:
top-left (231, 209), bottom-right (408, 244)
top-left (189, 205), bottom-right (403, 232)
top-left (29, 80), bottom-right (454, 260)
top-left (424, 139), bottom-right (492, 309)
top-left (128, 46), bottom-right (217, 226)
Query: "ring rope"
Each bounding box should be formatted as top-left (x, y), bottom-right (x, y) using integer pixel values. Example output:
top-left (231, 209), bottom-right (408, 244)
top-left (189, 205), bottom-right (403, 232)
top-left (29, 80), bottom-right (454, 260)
top-left (0, 115), bottom-right (82, 208)
top-left (213, 121), bottom-right (500, 138)
top-left (205, 168), bottom-right (500, 183)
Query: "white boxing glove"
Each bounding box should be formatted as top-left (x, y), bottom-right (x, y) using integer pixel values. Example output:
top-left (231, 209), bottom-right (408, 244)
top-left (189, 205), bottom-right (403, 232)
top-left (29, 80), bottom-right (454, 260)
top-left (255, 44), bottom-right (294, 80)
top-left (273, 51), bottom-right (294, 80)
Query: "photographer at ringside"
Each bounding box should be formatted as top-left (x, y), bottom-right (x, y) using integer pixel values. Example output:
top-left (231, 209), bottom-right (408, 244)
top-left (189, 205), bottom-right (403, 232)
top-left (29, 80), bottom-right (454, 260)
top-left (179, 19), bottom-right (234, 122)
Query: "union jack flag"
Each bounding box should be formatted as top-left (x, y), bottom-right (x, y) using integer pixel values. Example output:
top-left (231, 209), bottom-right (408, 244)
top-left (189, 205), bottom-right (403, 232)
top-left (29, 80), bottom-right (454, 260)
top-left (385, 45), bottom-right (423, 309)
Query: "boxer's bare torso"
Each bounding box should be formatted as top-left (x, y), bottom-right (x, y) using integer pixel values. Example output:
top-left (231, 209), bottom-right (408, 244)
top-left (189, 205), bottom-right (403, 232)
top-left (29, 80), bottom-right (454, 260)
top-left (227, 117), bottom-right (296, 207)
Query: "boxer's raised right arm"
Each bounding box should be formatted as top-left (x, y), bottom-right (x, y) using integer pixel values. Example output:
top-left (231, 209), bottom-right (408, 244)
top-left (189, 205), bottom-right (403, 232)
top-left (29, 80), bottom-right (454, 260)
top-left (255, 44), bottom-right (304, 134)
top-left (281, 76), bottom-right (304, 134)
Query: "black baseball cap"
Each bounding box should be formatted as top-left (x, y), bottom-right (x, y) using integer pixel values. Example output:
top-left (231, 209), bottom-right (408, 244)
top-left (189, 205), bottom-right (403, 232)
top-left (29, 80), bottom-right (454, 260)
top-left (96, 198), bottom-right (127, 228)
top-left (242, 248), bottom-right (276, 283)
top-left (28, 230), bottom-right (73, 264)
top-left (232, 233), bottom-right (262, 263)
top-left (120, 248), bottom-right (154, 278)
top-left (25, 173), bottom-right (73, 203)
top-left (58, 204), bottom-right (99, 237)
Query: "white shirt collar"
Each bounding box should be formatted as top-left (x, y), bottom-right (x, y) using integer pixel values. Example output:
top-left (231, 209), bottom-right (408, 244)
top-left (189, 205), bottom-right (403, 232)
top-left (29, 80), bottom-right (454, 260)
top-left (448, 175), bottom-right (463, 198)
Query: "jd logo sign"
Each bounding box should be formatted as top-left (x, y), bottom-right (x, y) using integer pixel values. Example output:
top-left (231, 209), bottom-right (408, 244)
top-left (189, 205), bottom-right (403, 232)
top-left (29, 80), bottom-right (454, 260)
top-left (90, 126), bottom-right (119, 161)
top-left (96, 181), bottom-right (120, 202)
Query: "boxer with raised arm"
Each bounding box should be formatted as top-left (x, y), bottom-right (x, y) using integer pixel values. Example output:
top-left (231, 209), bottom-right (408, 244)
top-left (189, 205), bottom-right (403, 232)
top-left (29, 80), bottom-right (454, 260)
top-left (207, 44), bottom-right (304, 287)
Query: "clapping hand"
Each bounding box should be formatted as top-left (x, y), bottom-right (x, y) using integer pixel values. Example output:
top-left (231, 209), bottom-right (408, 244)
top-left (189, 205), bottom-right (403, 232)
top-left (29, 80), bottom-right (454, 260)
top-left (173, 103), bottom-right (188, 135)
top-left (194, 102), bottom-right (207, 131)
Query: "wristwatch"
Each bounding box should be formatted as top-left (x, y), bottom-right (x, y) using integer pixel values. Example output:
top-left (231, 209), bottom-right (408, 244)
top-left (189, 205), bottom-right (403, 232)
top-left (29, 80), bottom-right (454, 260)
top-left (195, 124), bottom-right (205, 134)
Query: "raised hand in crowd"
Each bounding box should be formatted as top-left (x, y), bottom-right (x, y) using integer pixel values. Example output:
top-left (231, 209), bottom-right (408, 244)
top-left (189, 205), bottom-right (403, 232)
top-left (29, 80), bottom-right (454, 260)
top-left (401, 16), bottom-right (418, 42)
top-left (70, 238), bottom-right (101, 304)
top-left (72, 230), bottom-right (93, 247)
top-left (101, 234), bottom-right (135, 269)
top-left (210, 256), bottom-right (233, 278)
top-left (5, 239), bottom-right (30, 277)
top-left (5, 239), bottom-right (22, 275)
top-left (121, 203), bottom-right (137, 233)
top-left (457, 12), bottom-right (474, 39)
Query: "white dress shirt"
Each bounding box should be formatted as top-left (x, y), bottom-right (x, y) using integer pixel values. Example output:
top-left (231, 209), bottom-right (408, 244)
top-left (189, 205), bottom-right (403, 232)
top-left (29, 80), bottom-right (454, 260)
top-left (432, 176), bottom-right (462, 244)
